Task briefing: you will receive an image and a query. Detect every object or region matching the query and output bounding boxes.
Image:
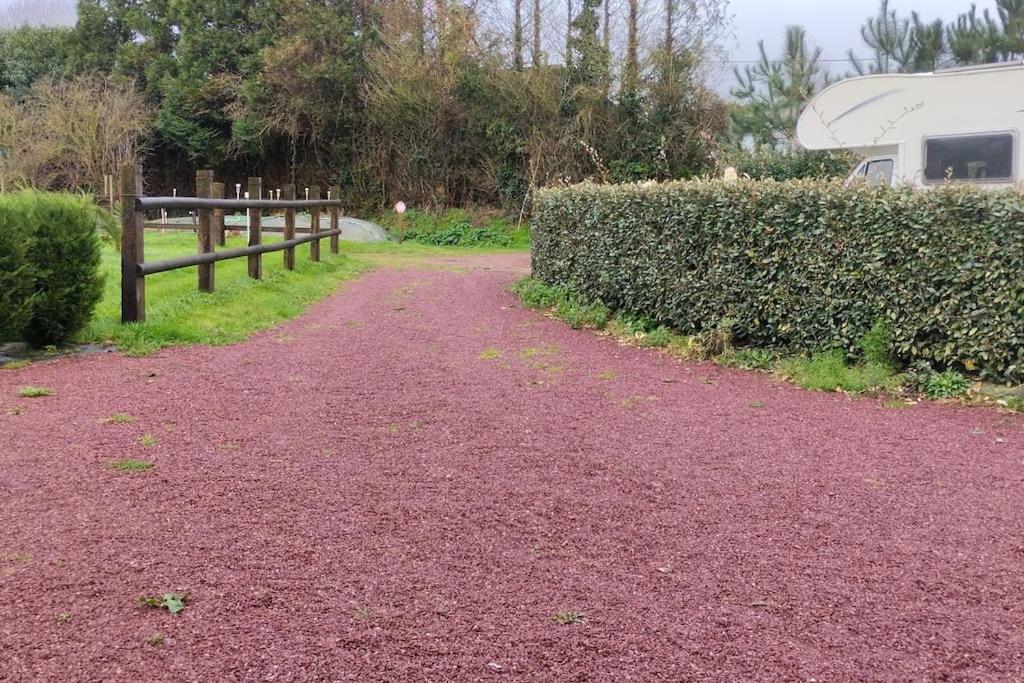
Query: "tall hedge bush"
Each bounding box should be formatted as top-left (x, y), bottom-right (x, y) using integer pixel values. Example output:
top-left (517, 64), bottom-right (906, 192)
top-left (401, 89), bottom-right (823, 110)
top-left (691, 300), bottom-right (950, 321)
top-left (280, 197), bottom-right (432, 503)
top-left (531, 180), bottom-right (1024, 383)
top-left (0, 191), bottom-right (107, 347)
top-left (722, 148), bottom-right (858, 181)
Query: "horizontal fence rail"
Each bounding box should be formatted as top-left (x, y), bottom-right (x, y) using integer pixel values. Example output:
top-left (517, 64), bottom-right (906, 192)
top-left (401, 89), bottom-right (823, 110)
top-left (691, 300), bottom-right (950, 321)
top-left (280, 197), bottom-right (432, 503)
top-left (136, 197), bottom-right (344, 211)
top-left (138, 230), bottom-right (343, 276)
top-left (119, 165), bottom-right (344, 323)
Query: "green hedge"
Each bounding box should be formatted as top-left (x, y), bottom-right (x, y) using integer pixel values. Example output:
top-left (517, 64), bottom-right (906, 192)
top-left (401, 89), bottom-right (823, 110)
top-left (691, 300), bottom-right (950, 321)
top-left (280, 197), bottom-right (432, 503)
top-left (722, 148), bottom-right (858, 181)
top-left (531, 180), bottom-right (1024, 382)
top-left (0, 191), bottom-right (107, 347)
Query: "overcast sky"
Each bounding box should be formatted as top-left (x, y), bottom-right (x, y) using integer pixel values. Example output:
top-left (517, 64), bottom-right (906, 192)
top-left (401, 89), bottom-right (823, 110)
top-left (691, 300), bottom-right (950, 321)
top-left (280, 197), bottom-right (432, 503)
top-left (726, 0), bottom-right (997, 65)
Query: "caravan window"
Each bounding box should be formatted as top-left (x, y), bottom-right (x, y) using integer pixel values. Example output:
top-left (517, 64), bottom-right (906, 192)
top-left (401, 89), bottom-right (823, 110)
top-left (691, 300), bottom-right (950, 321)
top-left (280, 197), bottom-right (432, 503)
top-left (923, 133), bottom-right (1016, 183)
top-left (864, 159), bottom-right (894, 186)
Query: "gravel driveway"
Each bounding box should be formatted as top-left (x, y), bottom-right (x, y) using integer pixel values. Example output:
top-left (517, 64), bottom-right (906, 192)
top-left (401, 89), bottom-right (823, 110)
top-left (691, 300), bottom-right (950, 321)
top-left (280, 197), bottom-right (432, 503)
top-left (1, 252), bottom-right (1022, 680)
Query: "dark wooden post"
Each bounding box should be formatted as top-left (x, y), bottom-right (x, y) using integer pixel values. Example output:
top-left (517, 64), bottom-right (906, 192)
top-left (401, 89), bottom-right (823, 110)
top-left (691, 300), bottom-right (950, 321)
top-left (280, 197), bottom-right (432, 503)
top-left (329, 185), bottom-right (341, 255)
top-left (196, 170), bottom-right (215, 293)
top-left (119, 165), bottom-right (145, 323)
top-left (309, 185), bottom-right (321, 262)
top-left (247, 176), bottom-right (262, 280)
top-left (212, 181), bottom-right (226, 246)
top-left (283, 184), bottom-right (296, 271)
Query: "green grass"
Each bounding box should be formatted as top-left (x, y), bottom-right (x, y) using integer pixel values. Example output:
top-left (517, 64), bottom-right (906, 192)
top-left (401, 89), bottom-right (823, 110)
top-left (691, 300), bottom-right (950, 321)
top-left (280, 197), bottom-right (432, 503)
top-left (80, 232), bottom-right (371, 356)
top-left (1, 360), bottom-right (30, 370)
top-left (109, 458), bottom-right (154, 472)
top-left (104, 413), bottom-right (134, 425)
top-left (479, 348), bottom-right (503, 360)
top-left (775, 350), bottom-right (902, 394)
top-left (512, 277), bottom-right (610, 330)
top-left (374, 208), bottom-right (530, 248)
top-left (18, 386), bottom-right (51, 398)
top-left (139, 434), bottom-right (158, 448)
top-left (551, 611), bottom-right (587, 625)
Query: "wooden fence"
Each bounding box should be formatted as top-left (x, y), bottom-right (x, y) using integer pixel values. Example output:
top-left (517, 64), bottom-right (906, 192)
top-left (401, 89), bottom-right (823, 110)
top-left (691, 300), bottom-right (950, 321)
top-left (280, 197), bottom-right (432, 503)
top-left (120, 166), bottom-right (343, 323)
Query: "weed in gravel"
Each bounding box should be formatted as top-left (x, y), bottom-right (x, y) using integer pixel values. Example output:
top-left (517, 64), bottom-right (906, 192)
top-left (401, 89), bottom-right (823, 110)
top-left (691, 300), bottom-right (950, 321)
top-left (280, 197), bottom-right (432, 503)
top-left (519, 344), bottom-right (560, 360)
top-left (748, 400), bottom-right (767, 409)
top-left (139, 434), bottom-right (158, 447)
top-left (775, 351), bottom-right (901, 394)
top-left (109, 459), bottom-right (154, 472)
top-left (925, 370), bottom-right (971, 399)
top-left (479, 348), bottom-right (502, 360)
top-left (551, 611), bottom-right (587, 625)
top-left (717, 348), bottom-right (777, 370)
top-left (56, 612), bottom-right (71, 623)
top-left (18, 386), bottom-right (51, 398)
top-left (883, 398), bottom-right (913, 409)
top-left (637, 327), bottom-right (673, 348)
top-left (999, 396), bottom-right (1024, 412)
top-left (354, 607), bottom-right (371, 621)
top-left (2, 360), bottom-right (30, 370)
top-left (145, 633), bottom-right (166, 646)
top-left (597, 370), bottom-right (618, 380)
top-left (2, 552), bottom-right (31, 563)
top-left (137, 593), bottom-right (188, 615)
top-left (104, 413), bottom-right (134, 425)
top-left (7, 406), bottom-right (24, 416)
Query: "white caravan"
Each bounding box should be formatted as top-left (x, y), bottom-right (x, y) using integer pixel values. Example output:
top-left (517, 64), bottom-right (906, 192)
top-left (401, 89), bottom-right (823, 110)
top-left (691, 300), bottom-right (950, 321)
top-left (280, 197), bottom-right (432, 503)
top-left (796, 60), bottom-right (1024, 188)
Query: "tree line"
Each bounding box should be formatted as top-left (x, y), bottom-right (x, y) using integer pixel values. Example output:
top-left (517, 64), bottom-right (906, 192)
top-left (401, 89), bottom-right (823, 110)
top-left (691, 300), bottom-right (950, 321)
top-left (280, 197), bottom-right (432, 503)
top-left (0, 0), bottom-right (1020, 208)
top-left (0, 0), bottom-right (731, 210)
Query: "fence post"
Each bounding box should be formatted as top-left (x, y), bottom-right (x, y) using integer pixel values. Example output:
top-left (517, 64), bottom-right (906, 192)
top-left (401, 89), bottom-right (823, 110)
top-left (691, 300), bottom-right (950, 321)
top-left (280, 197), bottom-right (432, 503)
top-left (119, 165), bottom-right (145, 323)
top-left (247, 176), bottom-right (263, 279)
top-left (283, 184), bottom-right (296, 271)
top-left (309, 185), bottom-right (321, 262)
top-left (212, 181), bottom-right (226, 246)
top-left (197, 170), bottom-right (215, 293)
top-left (329, 185), bottom-right (341, 255)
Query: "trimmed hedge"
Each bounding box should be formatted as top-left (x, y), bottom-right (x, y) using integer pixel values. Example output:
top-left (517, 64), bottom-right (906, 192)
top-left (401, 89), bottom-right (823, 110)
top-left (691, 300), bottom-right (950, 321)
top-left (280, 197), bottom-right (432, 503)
top-left (531, 180), bottom-right (1024, 382)
top-left (0, 191), bottom-right (107, 347)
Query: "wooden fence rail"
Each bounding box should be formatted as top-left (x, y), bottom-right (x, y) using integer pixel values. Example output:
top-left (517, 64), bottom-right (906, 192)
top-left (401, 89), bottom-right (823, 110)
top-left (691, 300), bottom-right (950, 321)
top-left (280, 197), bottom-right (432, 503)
top-left (120, 165), bottom-right (344, 323)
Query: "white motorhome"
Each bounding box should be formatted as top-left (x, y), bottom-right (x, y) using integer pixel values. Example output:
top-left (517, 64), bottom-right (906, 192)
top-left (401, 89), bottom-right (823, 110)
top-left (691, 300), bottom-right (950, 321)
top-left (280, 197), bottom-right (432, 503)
top-left (796, 61), bottom-right (1024, 188)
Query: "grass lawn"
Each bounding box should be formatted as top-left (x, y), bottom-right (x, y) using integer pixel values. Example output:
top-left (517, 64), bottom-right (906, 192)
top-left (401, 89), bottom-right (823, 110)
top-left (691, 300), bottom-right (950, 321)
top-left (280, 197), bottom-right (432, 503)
top-left (80, 231), bottom-right (371, 356)
top-left (80, 230), bottom-right (527, 356)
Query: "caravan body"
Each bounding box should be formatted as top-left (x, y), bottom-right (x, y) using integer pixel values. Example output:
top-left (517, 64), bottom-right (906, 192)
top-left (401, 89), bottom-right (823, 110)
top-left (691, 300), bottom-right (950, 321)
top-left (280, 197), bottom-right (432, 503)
top-left (796, 61), bottom-right (1024, 188)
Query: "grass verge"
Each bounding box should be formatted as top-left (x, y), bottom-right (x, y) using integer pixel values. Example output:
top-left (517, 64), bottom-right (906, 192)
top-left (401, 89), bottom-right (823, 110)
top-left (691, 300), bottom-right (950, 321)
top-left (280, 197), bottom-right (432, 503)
top-left (511, 277), bottom-right (987, 404)
top-left (80, 232), bottom-right (370, 356)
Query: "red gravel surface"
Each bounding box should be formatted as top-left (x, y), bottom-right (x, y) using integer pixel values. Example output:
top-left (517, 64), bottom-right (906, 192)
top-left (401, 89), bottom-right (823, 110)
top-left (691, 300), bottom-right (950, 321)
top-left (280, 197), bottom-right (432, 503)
top-left (2, 252), bottom-right (1023, 681)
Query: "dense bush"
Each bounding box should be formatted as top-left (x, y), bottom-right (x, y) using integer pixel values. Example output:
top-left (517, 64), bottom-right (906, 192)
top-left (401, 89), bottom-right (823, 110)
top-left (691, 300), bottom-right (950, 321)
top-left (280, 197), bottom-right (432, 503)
top-left (0, 207), bottom-right (34, 341)
top-left (531, 180), bottom-right (1024, 382)
top-left (380, 208), bottom-right (529, 248)
top-left (0, 191), bottom-right (107, 346)
top-left (722, 148), bottom-right (858, 181)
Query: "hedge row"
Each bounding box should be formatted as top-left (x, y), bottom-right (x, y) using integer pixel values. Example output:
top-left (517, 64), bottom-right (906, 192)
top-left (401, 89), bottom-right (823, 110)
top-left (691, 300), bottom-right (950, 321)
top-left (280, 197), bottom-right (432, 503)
top-left (0, 191), bottom-right (108, 347)
top-left (531, 180), bottom-right (1024, 383)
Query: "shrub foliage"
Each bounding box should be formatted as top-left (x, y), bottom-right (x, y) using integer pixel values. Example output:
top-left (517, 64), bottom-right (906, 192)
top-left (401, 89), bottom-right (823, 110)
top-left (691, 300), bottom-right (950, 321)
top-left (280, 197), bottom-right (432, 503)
top-left (0, 191), bottom-right (106, 346)
top-left (531, 180), bottom-right (1024, 382)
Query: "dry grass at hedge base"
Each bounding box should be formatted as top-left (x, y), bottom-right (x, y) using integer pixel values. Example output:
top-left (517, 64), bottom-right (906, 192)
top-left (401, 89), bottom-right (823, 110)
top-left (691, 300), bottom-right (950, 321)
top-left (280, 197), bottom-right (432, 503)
top-left (531, 178), bottom-right (1024, 384)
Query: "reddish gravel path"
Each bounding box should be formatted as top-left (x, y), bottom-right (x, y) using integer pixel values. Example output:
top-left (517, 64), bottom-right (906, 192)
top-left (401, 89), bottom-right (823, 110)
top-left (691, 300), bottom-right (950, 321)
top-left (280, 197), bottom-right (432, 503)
top-left (2, 252), bottom-right (1024, 681)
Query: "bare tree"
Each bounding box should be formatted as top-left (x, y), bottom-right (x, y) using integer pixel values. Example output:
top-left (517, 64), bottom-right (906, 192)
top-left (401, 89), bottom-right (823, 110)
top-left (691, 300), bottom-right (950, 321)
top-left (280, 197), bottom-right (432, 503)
top-left (5, 77), bottom-right (153, 192)
top-left (566, 0), bottom-right (574, 67)
top-left (533, 0), bottom-right (544, 66)
top-left (622, 0), bottom-right (640, 92)
top-left (603, 0), bottom-right (611, 54)
top-left (513, 0), bottom-right (525, 69)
